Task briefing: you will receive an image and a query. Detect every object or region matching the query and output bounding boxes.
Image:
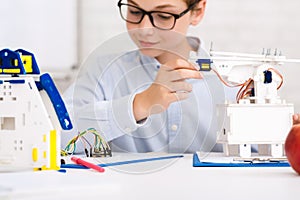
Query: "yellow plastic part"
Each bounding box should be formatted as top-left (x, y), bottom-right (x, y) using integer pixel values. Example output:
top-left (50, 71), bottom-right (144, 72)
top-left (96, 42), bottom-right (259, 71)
top-left (32, 148), bottom-right (38, 162)
top-left (33, 130), bottom-right (60, 171)
top-left (3, 69), bottom-right (21, 74)
top-left (21, 55), bottom-right (33, 73)
top-left (49, 130), bottom-right (59, 170)
top-left (14, 59), bottom-right (18, 66)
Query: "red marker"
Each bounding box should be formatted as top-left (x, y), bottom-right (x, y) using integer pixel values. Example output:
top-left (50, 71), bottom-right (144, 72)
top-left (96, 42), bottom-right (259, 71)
top-left (71, 156), bottom-right (105, 173)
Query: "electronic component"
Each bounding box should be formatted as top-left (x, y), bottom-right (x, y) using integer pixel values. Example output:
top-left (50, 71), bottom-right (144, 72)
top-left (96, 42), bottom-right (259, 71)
top-left (63, 128), bottom-right (112, 157)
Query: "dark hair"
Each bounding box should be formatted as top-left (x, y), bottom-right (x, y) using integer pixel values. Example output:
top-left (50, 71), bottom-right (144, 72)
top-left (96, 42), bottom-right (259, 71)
top-left (184, 0), bottom-right (201, 10)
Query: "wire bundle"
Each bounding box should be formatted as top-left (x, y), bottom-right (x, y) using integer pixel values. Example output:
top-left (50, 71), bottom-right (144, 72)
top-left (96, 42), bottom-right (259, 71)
top-left (212, 67), bottom-right (283, 102)
top-left (62, 128), bottom-right (112, 157)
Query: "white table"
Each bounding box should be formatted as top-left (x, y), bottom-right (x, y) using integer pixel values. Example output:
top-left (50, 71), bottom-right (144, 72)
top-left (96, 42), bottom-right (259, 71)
top-left (0, 153), bottom-right (299, 200)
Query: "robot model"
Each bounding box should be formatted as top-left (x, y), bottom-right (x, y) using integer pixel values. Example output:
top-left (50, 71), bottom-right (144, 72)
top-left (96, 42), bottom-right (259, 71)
top-left (190, 48), bottom-right (300, 158)
top-left (0, 49), bottom-right (72, 171)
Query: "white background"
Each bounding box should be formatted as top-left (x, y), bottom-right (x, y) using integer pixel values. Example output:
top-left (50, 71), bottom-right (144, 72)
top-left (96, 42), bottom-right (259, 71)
top-left (0, 0), bottom-right (77, 72)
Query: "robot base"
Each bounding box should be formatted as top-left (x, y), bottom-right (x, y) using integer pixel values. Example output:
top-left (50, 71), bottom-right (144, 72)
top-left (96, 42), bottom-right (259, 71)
top-left (217, 102), bottom-right (294, 158)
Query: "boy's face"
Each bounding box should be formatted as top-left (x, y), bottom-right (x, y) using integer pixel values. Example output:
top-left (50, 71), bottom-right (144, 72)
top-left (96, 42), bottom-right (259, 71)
top-left (123, 0), bottom-right (203, 59)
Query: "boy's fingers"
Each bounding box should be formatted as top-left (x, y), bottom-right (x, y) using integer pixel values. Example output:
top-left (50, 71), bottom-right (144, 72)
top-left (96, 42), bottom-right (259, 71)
top-left (169, 91), bottom-right (190, 101)
top-left (169, 82), bottom-right (193, 93)
top-left (163, 59), bottom-right (199, 71)
top-left (171, 69), bottom-right (202, 81)
top-left (174, 59), bottom-right (198, 70)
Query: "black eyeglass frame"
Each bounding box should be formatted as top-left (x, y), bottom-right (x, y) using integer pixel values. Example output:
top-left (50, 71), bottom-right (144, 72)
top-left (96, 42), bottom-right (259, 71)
top-left (117, 0), bottom-right (200, 30)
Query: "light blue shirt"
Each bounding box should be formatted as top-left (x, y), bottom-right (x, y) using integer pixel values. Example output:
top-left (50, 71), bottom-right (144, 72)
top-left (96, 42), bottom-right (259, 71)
top-left (62, 37), bottom-right (236, 153)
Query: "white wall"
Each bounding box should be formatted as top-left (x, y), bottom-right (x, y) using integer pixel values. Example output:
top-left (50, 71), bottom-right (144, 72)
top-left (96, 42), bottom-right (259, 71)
top-left (78, 0), bottom-right (300, 112)
top-left (193, 0), bottom-right (300, 55)
top-left (0, 0), bottom-right (77, 73)
top-left (77, 0), bottom-right (126, 63)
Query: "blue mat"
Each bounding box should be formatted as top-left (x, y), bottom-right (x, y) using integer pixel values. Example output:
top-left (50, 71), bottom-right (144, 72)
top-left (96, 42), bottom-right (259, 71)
top-left (193, 153), bottom-right (290, 167)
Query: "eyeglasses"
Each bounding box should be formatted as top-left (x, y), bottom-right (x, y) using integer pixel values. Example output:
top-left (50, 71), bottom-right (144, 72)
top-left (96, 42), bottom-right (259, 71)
top-left (117, 0), bottom-right (199, 30)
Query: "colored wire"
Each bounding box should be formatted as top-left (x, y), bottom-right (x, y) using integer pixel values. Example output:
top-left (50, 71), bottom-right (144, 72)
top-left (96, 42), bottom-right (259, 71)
top-left (211, 69), bottom-right (244, 88)
top-left (268, 67), bottom-right (283, 89)
top-left (211, 67), bottom-right (284, 102)
top-left (62, 128), bottom-right (111, 157)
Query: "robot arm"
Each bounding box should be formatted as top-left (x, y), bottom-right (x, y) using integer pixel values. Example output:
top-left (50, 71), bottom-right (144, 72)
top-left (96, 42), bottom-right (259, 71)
top-left (190, 49), bottom-right (300, 104)
top-left (38, 73), bottom-right (73, 130)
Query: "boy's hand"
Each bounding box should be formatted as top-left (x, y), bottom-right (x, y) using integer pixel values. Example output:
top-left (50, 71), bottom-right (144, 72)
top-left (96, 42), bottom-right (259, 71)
top-left (293, 114), bottom-right (300, 125)
top-left (133, 59), bottom-right (202, 121)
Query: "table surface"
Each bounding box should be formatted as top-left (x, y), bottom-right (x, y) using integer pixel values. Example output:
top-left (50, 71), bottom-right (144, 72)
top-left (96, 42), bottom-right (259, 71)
top-left (0, 153), bottom-right (299, 200)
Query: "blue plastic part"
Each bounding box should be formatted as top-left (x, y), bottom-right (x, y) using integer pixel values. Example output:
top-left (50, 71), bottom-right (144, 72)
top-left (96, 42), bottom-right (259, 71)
top-left (0, 80), bottom-right (3, 84)
top-left (195, 59), bottom-right (212, 71)
top-left (57, 169), bottom-right (67, 173)
top-left (192, 153), bottom-right (290, 167)
top-left (61, 155), bottom-right (184, 169)
top-left (0, 49), bottom-right (26, 75)
top-left (39, 73), bottom-right (73, 130)
top-left (15, 49), bottom-right (40, 74)
top-left (35, 81), bottom-right (43, 91)
top-left (264, 70), bottom-right (272, 83)
top-left (5, 79), bottom-right (25, 84)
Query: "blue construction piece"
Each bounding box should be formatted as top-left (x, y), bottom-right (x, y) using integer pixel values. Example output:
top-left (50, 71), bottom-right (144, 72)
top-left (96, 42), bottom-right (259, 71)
top-left (0, 49), bottom-right (26, 75)
top-left (39, 73), bottom-right (73, 130)
top-left (15, 49), bottom-right (40, 74)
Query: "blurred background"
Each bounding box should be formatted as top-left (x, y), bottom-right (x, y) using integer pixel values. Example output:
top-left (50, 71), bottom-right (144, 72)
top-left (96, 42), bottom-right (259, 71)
top-left (0, 0), bottom-right (299, 112)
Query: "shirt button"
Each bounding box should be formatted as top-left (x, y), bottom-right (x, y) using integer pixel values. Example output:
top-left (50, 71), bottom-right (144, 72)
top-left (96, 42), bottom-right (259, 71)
top-left (171, 124), bottom-right (178, 131)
